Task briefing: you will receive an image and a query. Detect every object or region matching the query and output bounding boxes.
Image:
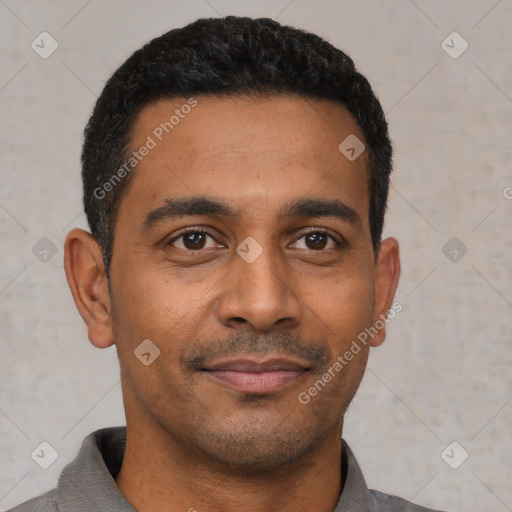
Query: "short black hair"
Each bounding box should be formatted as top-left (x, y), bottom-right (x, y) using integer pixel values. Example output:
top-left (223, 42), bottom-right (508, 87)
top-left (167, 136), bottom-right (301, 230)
top-left (81, 15), bottom-right (392, 278)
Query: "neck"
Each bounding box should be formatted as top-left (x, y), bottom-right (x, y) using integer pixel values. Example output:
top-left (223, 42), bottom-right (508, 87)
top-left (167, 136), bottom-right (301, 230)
top-left (115, 419), bottom-right (344, 512)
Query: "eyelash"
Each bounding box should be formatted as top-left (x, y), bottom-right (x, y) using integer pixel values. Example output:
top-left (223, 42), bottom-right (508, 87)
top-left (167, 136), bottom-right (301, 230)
top-left (166, 227), bottom-right (343, 251)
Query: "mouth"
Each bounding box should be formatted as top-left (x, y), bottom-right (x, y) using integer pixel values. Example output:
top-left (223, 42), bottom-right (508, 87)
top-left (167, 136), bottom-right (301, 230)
top-left (200, 356), bottom-right (311, 393)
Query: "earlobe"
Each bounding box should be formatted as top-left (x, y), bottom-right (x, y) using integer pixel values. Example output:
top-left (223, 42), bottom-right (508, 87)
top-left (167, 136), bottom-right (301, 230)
top-left (370, 237), bottom-right (401, 348)
top-left (64, 228), bottom-right (114, 349)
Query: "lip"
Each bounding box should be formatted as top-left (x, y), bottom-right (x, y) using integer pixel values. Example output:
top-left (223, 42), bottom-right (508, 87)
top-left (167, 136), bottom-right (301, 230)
top-left (200, 356), bottom-right (311, 393)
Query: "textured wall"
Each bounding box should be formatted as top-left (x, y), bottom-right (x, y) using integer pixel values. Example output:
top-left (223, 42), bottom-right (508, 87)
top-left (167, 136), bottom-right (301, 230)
top-left (1, 1), bottom-right (511, 511)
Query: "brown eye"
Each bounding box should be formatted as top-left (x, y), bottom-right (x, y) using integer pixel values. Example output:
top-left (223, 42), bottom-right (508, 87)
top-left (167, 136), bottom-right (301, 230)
top-left (182, 232), bottom-right (207, 250)
top-left (305, 232), bottom-right (328, 250)
top-left (294, 230), bottom-right (339, 251)
top-left (167, 229), bottom-right (219, 251)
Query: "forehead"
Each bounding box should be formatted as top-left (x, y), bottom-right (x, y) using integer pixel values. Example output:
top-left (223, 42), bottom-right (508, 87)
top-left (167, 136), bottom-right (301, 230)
top-left (120, 94), bottom-right (369, 229)
top-left (131, 93), bottom-right (364, 157)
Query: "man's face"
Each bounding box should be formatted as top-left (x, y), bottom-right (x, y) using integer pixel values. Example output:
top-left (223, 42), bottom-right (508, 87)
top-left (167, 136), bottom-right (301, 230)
top-left (108, 94), bottom-right (384, 471)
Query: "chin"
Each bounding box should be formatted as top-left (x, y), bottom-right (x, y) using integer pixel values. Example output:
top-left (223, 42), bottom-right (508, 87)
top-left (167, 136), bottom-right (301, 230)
top-left (183, 414), bottom-right (331, 475)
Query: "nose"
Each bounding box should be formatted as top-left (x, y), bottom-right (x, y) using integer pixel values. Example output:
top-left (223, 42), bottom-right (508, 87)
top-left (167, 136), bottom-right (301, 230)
top-left (216, 241), bottom-right (302, 332)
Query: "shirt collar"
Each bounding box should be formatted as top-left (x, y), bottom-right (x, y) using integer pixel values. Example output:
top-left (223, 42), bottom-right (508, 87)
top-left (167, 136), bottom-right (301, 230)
top-left (335, 439), bottom-right (380, 511)
top-left (57, 427), bottom-right (135, 511)
top-left (56, 426), bottom-right (377, 512)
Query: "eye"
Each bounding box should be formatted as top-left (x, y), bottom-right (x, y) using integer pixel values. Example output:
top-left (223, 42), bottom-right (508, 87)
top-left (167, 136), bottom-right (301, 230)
top-left (165, 227), bottom-right (342, 253)
top-left (166, 228), bottom-right (221, 251)
top-left (292, 229), bottom-right (341, 251)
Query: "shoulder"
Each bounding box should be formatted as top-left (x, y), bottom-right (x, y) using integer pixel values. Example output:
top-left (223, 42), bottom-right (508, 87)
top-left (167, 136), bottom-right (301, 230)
top-left (6, 488), bottom-right (58, 512)
top-left (370, 489), bottom-right (449, 512)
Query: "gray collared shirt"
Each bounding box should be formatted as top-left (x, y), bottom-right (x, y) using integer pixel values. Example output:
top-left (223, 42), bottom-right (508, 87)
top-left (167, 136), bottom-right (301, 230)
top-left (8, 426), bottom-right (447, 512)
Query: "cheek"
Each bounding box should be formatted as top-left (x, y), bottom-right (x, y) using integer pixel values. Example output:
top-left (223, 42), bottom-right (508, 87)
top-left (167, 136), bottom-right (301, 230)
top-left (306, 268), bottom-right (375, 342)
top-left (114, 265), bottom-right (193, 327)
top-left (111, 264), bottom-right (211, 375)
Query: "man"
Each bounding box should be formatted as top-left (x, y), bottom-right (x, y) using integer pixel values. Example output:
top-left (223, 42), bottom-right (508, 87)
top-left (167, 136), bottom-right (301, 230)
top-left (9, 15), bottom-right (447, 512)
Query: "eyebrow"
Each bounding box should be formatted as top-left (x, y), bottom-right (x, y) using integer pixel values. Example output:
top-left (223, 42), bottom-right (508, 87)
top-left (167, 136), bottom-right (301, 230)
top-left (141, 196), bottom-right (363, 233)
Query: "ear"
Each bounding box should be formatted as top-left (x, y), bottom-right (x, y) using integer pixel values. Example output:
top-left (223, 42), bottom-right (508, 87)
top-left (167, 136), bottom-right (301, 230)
top-left (370, 237), bottom-right (401, 347)
top-left (64, 228), bottom-right (114, 348)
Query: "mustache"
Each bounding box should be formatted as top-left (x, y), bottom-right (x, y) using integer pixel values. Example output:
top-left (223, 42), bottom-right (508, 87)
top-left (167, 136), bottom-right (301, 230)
top-left (181, 331), bottom-right (330, 372)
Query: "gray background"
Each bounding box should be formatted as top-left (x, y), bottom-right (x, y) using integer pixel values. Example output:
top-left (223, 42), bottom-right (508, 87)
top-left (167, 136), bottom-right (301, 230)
top-left (1, 1), bottom-right (511, 511)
